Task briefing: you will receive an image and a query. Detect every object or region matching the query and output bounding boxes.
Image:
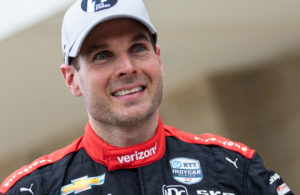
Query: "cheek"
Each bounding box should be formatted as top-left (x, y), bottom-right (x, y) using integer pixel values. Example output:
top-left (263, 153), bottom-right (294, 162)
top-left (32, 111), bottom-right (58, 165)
top-left (146, 62), bottom-right (163, 82)
top-left (87, 71), bottom-right (112, 95)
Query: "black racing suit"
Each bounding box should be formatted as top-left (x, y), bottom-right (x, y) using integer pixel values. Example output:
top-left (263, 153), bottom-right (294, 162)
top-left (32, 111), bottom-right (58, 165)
top-left (0, 118), bottom-right (293, 195)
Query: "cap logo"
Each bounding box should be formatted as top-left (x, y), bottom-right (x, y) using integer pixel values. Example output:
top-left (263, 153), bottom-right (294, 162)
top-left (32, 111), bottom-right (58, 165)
top-left (81, 0), bottom-right (118, 12)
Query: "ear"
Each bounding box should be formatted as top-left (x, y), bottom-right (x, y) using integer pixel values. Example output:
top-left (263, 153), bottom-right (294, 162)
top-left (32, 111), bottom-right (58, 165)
top-left (156, 45), bottom-right (164, 77)
top-left (60, 64), bottom-right (82, 97)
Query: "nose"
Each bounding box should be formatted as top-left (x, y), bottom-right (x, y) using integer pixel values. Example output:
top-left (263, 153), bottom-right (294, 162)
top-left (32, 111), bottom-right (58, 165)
top-left (114, 53), bottom-right (137, 78)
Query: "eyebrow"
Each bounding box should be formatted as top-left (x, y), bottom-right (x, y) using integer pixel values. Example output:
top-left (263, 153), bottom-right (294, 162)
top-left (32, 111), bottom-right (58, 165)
top-left (130, 33), bottom-right (151, 43)
top-left (85, 43), bottom-right (109, 55)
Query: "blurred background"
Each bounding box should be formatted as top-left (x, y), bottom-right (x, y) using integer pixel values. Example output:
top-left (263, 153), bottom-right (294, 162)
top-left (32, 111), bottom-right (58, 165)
top-left (0, 0), bottom-right (299, 193)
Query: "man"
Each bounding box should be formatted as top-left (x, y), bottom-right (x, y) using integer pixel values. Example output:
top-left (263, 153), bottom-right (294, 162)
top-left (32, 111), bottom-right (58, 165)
top-left (0, 0), bottom-right (294, 194)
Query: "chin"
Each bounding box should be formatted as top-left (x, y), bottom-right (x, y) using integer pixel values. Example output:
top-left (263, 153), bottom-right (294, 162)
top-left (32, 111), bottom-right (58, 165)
top-left (113, 106), bottom-right (157, 126)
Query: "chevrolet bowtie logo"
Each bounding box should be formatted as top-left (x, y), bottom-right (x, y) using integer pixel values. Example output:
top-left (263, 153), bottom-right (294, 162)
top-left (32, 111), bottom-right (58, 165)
top-left (61, 174), bottom-right (105, 195)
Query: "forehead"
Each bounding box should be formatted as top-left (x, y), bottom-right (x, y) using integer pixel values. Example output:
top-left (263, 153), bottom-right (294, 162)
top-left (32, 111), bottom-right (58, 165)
top-left (83, 18), bottom-right (150, 45)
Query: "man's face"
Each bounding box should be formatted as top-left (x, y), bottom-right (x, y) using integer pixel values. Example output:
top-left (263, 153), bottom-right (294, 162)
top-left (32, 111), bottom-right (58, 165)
top-left (64, 19), bottom-right (163, 126)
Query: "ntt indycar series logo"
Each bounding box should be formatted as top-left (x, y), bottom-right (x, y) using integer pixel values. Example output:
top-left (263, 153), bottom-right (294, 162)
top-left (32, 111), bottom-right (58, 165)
top-left (170, 157), bottom-right (203, 185)
top-left (81, 0), bottom-right (118, 12)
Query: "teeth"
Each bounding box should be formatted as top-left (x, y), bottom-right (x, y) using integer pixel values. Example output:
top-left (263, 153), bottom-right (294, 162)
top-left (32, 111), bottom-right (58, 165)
top-left (113, 87), bottom-right (144, 96)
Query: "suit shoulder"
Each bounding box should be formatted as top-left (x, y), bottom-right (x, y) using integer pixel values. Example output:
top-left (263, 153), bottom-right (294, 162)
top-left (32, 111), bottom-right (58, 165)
top-left (164, 124), bottom-right (255, 159)
top-left (0, 136), bottom-right (84, 194)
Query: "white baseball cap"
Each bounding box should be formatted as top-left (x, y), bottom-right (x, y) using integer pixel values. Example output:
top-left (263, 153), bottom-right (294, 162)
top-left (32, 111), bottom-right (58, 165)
top-left (62, 0), bottom-right (157, 64)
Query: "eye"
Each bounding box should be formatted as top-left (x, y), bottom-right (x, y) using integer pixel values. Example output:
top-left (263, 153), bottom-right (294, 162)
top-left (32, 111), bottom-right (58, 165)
top-left (94, 51), bottom-right (112, 62)
top-left (131, 44), bottom-right (146, 53)
top-left (135, 45), bottom-right (144, 52)
top-left (97, 53), bottom-right (106, 59)
top-left (96, 51), bottom-right (109, 59)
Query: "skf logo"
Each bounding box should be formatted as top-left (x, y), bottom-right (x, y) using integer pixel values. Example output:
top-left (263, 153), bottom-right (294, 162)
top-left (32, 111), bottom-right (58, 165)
top-left (197, 190), bottom-right (235, 195)
top-left (81, 0), bottom-right (118, 12)
top-left (162, 185), bottom-right (188, 195)
top-left (61, 174), bottom-right (105, 195)
top-left (269, 173), bottom-right (280, 185)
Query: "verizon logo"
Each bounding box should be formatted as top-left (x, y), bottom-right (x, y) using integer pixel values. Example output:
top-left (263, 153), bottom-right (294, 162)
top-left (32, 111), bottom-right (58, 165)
top-left (117, 142), bottom-right (157, 164)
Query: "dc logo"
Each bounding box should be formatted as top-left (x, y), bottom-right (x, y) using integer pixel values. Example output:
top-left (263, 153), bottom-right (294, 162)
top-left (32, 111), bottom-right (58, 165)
top-left (162, 185), bottom-right (188, 195)
top-left (172, 160), bottom-right (182, 168)
top-left (81, 0), bottom-right (118, 12)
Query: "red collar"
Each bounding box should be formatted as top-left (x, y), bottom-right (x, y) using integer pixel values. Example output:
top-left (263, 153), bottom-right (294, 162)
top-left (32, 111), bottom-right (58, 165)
top-left (82, 118), bottom-right (166, 171)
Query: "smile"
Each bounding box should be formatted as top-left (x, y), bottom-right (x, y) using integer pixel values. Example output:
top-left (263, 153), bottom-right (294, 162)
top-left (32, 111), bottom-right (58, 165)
top-left (112, 86), bottom-right (145, 97)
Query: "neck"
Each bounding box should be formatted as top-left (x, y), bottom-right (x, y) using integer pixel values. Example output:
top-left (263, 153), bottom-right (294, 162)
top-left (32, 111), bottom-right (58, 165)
top-left (88, 112), bottom-right (159, 147)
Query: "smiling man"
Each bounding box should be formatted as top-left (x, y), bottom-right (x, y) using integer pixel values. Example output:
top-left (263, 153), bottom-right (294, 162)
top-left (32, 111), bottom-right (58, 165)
top-left (61, 18), bottom-right (163, 147)
top-left (0, 0), bottom-right (294, 195)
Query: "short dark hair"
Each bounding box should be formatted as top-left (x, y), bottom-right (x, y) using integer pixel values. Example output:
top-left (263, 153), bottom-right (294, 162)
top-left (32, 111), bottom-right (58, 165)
top-left (69, 57), bottom-right (79, 71)
top-left (69, 29), bottom-right (156, 71)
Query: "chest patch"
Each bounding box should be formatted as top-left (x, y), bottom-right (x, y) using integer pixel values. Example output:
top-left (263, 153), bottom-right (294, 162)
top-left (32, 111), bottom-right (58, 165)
top-left (170, 157), bottom-right (203, 185)
top-left (61, 174), bottom-right (105, 195)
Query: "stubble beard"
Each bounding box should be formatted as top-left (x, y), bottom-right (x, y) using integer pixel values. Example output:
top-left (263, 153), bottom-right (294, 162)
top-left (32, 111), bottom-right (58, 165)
top-left (87, 78), bottom-right (163, 128)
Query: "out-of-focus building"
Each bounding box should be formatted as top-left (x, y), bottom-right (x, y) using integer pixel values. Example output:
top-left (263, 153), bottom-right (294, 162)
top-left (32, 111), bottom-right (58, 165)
top-left (1, 0), bottom-right (299, 193)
